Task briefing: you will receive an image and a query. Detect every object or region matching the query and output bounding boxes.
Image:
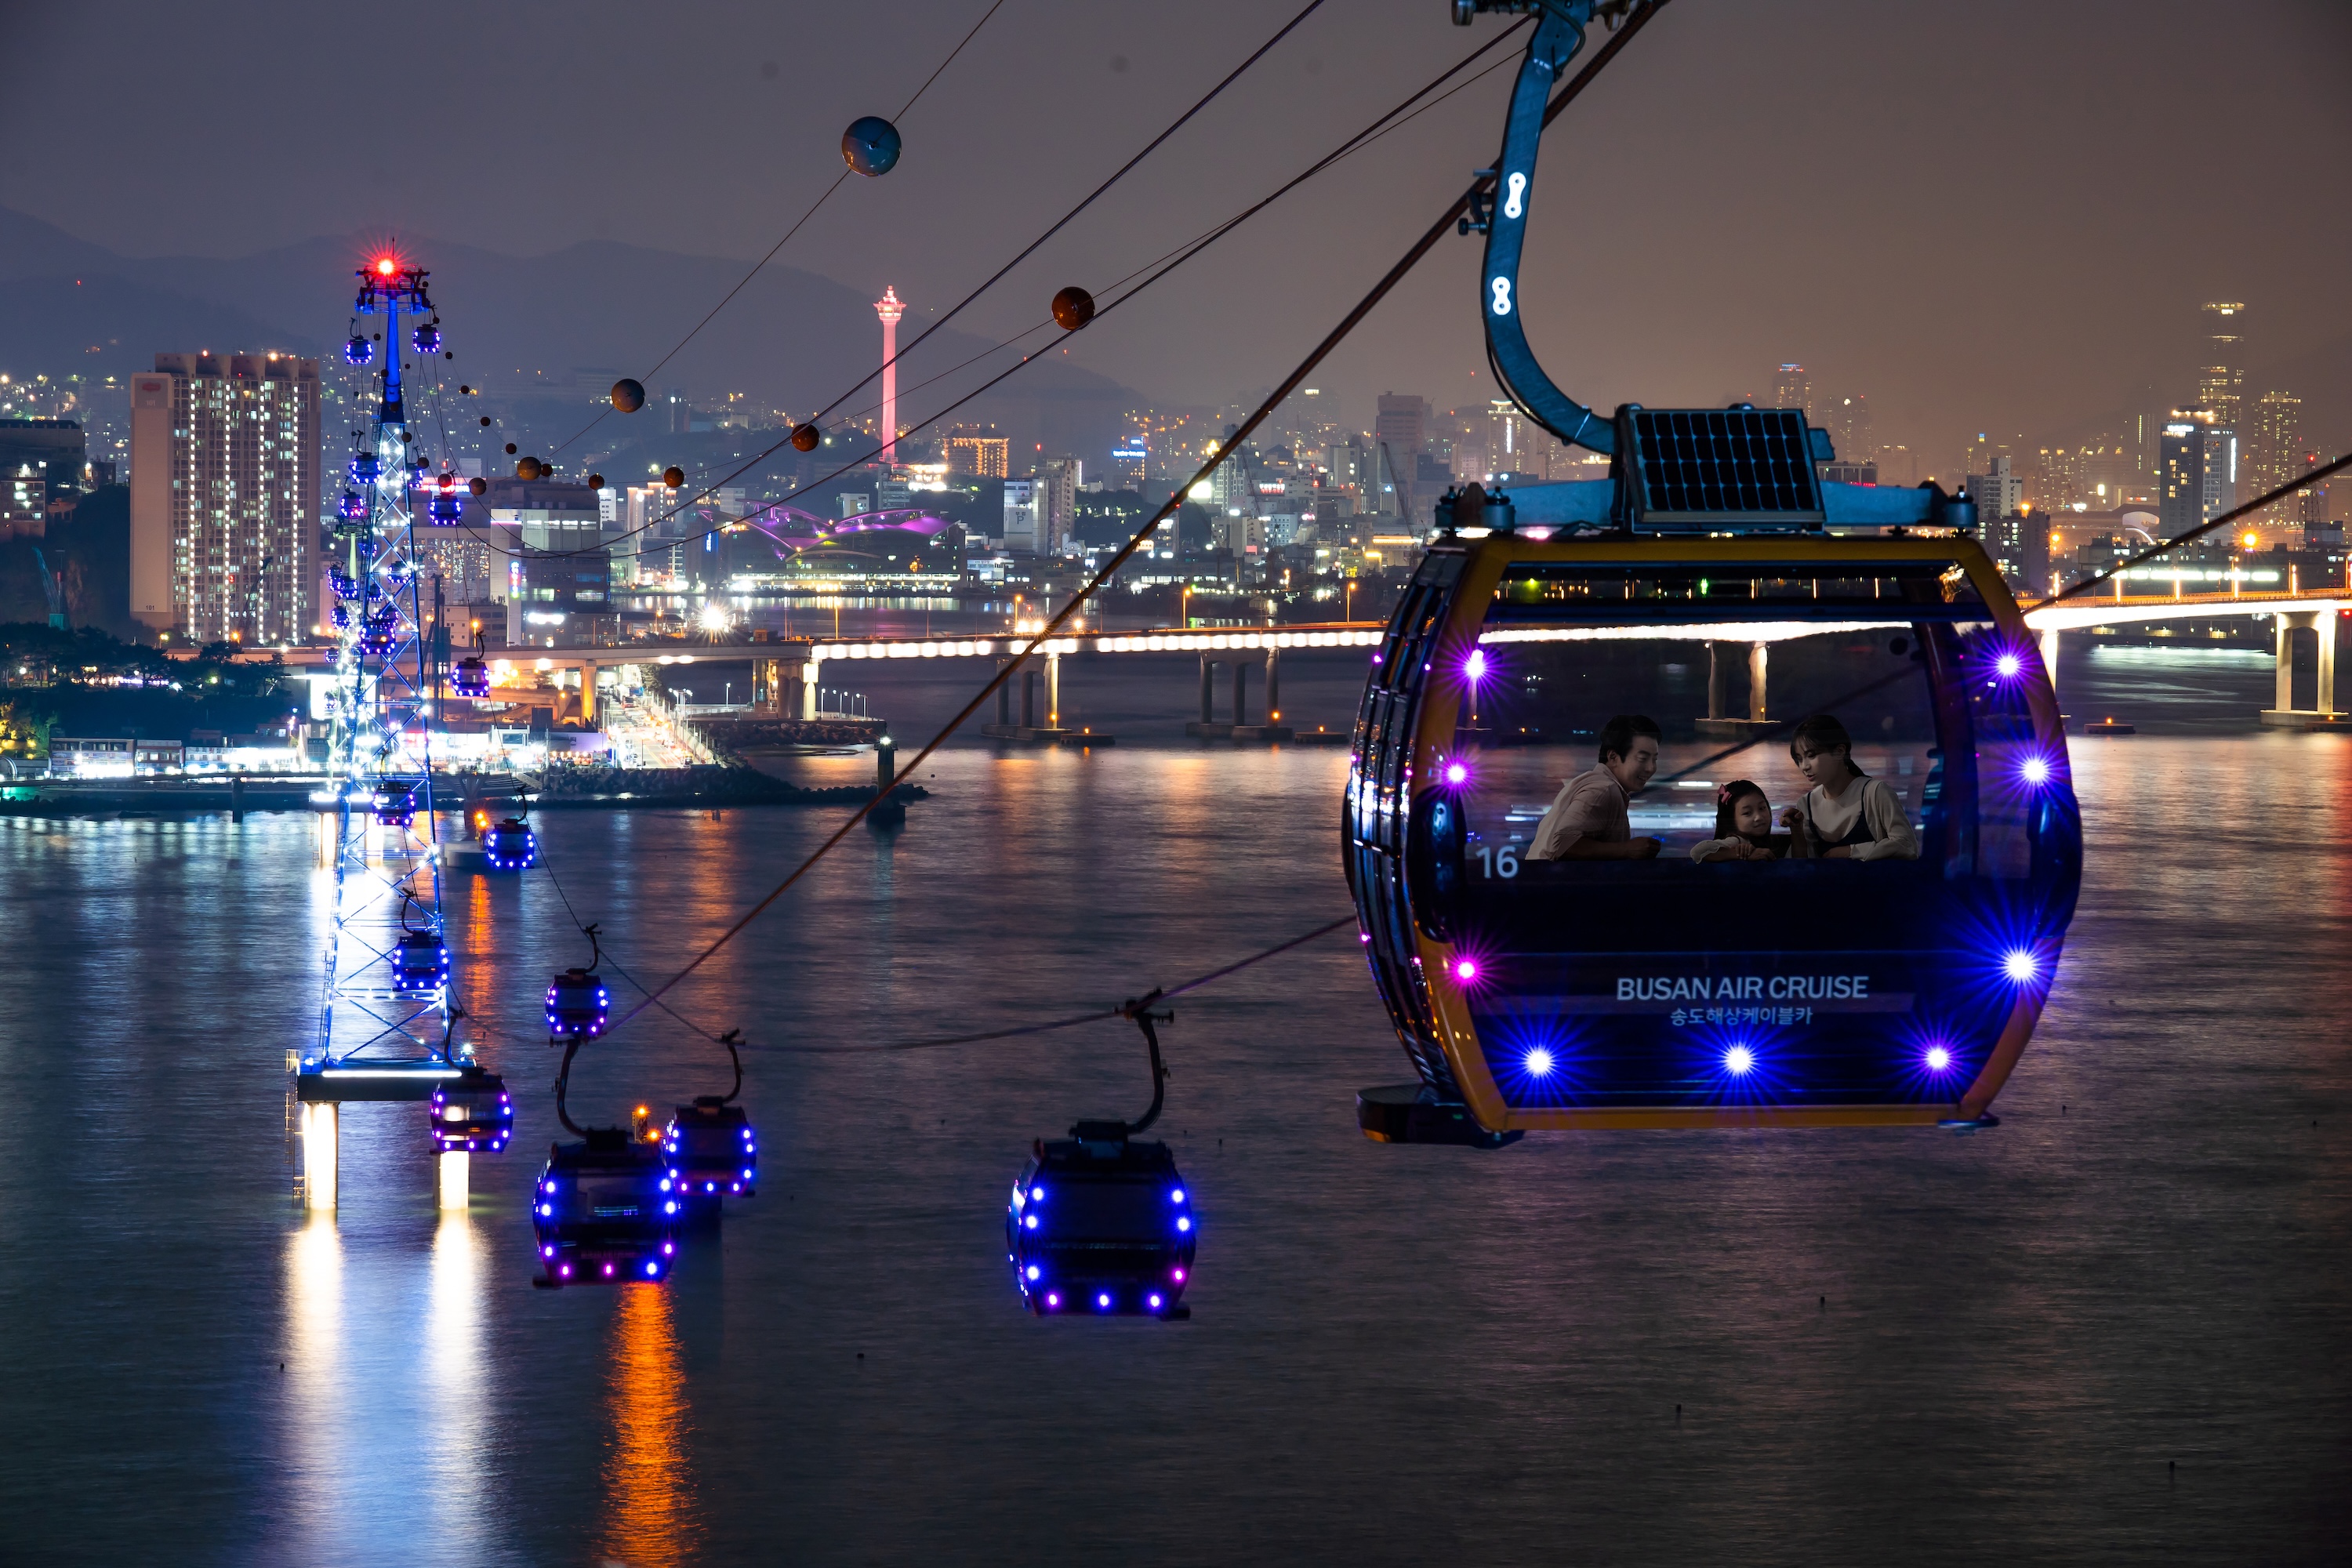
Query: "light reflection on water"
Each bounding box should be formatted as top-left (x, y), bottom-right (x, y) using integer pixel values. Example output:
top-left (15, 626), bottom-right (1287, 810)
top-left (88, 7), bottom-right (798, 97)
top-left (2, 713), bottom-right (2347, 1564)
top-left (597, 1286), bottom-right (698, 1568)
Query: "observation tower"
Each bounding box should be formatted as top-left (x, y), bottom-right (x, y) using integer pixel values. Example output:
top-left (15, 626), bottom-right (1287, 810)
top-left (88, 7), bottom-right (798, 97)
top-left (874, 285), bottom-right (906, 463)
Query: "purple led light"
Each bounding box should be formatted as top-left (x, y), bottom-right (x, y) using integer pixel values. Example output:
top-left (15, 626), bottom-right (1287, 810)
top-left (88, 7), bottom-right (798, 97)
top-left (1454, 958), bottom-right (1478, 982)
top-left (1445, 761), bottom-right (1468, 786)
top-left (1046, 1292), bottom-right (1061, 1308)
top-left (1465, 648), bottom-right (1487, 683)
top-left (1995, 652), bottom-right (2023, 679)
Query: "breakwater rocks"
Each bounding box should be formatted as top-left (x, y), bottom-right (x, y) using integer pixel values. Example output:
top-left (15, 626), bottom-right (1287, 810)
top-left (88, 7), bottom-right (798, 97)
top-left (512, 764), bottom-right (922, 810)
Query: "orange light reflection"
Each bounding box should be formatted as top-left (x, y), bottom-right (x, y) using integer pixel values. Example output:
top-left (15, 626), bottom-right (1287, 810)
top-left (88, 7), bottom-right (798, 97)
top-left (596, 1285), bottom-right (698, 1567)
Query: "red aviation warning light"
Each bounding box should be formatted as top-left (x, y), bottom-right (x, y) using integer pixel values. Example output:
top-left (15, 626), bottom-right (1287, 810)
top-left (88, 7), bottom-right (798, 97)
top-left (376, 256), bottom-right (397, 277)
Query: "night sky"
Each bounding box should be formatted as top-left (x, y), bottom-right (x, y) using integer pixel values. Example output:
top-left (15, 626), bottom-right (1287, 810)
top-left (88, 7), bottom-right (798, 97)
top-left (7, 0), bottom-right (2348, 463)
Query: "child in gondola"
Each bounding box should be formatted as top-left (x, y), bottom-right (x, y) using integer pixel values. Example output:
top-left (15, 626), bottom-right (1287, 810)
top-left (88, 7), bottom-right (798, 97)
top-left (1691, 779), bottom-right (1796, 862)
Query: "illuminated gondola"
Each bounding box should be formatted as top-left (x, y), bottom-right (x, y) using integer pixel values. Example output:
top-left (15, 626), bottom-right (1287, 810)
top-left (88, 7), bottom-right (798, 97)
top-left (391, 927), bottom-right (448, 993)
top-left (428, 1064), bottom-right (514, 1153)
top-left (535, 950), bottom-right (676, 1287)
top-left (546, 927), bottom-right (610, 1040)
top-left (662, 1029), bottom-right (757, 1200)
top-left (372, 779), bottom-right (417, 827)
top-left (484, 815), bottom-right (537, 870)
top-left (1348, 2), bottom-right (2083, 1142)
top-left (451, 628), bottom-right (492, 698)
top-left (1008, 1000), bottom-right (1194, 1319)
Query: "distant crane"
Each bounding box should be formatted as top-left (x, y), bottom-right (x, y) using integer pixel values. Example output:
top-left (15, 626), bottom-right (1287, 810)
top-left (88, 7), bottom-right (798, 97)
top-left (31, 547), bottom-right (66, 630)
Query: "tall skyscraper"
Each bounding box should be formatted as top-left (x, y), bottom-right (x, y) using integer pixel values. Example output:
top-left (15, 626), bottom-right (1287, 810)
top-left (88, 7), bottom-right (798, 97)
top-left (2198, 302), bottom-right (2245, 436)
top-left (2246, 389), bottom-right (2300, 503)
top-left (873, 285), bottom-right (906, 465)
top-left (2158, 408), bottom-right (2235, 536)
top-left (1827, 393), bottom-right (1873, 463)
top-left (1771, 363), bottom-right (1813, 421)
top-left (129, 352), bottom-right (319, 644)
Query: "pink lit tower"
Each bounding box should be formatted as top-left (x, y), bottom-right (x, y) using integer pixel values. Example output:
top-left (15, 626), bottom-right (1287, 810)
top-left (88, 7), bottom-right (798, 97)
top-left (873, 285), bottom-right (906, 463)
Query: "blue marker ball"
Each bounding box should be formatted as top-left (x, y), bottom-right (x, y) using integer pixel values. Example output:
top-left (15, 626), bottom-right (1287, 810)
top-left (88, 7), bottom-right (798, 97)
top-left (842, 116), bottom-right (902, 177)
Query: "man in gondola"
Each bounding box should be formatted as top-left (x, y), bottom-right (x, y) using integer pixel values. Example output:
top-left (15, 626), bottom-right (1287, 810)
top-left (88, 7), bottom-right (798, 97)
top-left (1526, 715), bottom-right (1663, 861)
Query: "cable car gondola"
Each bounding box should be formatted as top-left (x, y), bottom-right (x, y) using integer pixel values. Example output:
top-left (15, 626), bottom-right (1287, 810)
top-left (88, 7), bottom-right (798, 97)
top-left (451, 628), bottom-right (492, 698)
top-left (535, 1131), bottom-right (676, 1285)
top-left (484, 815), bottom-right (537, 870)
top-left (372, 779), bottom-right (416, 827)
top-left (535, 969), bottom-right (677, 1287)
top-left (1347, 2), bottom-right (2082, 1142)
top-left (429, 1064), bottom-right (514, 1153)
top-left (662, 1029), bottom-right (757, 1200)
top-left (1008, 1000), bottom-right (1194, 1319)
top-left (392, 927), bottom-right (448, 993)
top-left (546, 927), bottom-right (610, 1040)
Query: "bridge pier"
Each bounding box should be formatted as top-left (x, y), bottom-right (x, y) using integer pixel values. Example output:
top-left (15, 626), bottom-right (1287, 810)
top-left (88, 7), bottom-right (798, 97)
top-left (2261, 608), bottom-right (2343, 728)
top-left (302, 1102), bottom-right (338, 1212)
top-left (1695, 639), bottom-right (1776, 739)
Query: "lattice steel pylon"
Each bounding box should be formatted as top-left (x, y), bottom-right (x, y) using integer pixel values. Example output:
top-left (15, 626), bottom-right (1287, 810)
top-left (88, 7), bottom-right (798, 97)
top-left (294, 253), bottom-right (469, 1207)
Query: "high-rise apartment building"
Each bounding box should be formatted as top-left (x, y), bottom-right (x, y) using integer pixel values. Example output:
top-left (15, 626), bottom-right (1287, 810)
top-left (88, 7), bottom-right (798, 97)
top-left (1002, 477), bottom-right (1040, 554)
top-left (1035, 456), bottom-right (1080, 555)
top-left (2246, 389), bottom-right (2300, 503)
top-left (2158, 408), bottom-right (2235, 535)
top-left (943, 424), bottom-right (1010, 478)
top-left (129, 352), bottom-right (319, 644)
top-left (1967, 455), bottom-right (2025, 519)
top-left (1771, 363), bottom-right (1813, 421)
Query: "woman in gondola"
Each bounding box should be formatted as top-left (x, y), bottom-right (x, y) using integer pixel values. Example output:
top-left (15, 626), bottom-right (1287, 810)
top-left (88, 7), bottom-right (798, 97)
top-left (1777, 714), bottom-right (1919, 861)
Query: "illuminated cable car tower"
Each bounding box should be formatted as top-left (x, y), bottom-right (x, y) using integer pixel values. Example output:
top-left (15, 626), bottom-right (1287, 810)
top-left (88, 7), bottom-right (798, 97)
top-left (295, 254), bottom-right (474, 1210)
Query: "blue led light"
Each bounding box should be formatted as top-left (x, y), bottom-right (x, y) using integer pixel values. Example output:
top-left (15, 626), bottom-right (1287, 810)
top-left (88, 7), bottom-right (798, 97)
top-left (1171, 1188), bottom-right (1185, 1203)
top-left (1097, 1293), bottom-right (1112, 1311)
top-left (645, 1261), bottom-right (659, 1277)
top-left (1523, 1047), bottom-right (1556, 1077)
top-left (1025, 1265), bottom-right (1040, 1281)
top-left (1723, 1045), bottom-right (1755, 1076)
top-left (1024, 1213), bottom-right (1038, 1229)
top-left (1176, 1215), bottom-right (1192, 1232)
top-left (1031, 1186), bottom-right (1044, 1201)
top-left (2003, 949), bottom-right (2039, 982)
top-left (1925, 1046), bottom-right (1953, 1072)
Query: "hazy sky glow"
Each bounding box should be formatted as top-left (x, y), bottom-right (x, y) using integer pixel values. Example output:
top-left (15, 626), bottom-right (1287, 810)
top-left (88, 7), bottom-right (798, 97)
top-left (7, 0), bottom-right (2348, 463)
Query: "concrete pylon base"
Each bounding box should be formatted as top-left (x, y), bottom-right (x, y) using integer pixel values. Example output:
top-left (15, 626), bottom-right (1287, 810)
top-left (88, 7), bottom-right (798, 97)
top-left (1693, 717), bottom-right (1780, 740)
top-left (2260, 710), bottom-right (2352, 730)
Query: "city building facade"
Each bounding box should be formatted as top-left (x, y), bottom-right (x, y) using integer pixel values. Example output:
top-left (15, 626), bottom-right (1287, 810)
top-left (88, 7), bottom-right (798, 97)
top-left (128, 352), bottom-right (319, 644)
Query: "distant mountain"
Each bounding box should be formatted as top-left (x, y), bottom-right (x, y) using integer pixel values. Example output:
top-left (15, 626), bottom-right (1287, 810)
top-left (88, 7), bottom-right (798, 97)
top-left (0, 207), bottom-right (1145, 470)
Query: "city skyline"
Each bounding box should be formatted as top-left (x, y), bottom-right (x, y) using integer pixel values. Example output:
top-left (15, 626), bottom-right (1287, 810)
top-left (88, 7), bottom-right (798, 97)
top-left (0, 2), bottom-right (2345, 473)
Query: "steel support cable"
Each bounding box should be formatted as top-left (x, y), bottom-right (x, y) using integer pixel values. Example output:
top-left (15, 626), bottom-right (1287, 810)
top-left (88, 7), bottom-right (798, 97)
top-left (2039, 451), bottom-right (2352, 605)
top-left (456, 16), bottom-right (1537, 565)
top-left (607, 2), bottom-right (1669, 1034)
top-left (548, 0), bottom-right (1013, 456)
top-left (757, 916), bottom-right (1357, 1054)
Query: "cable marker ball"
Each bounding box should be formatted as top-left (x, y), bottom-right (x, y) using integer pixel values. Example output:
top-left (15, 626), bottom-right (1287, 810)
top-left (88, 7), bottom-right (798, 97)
top-left (587, 474), bottom-right (604, 489)
top-left (469, 477), bottom-right (488, 496)
top-left (790, 423), bottom-right (821, 452)
top-left (480, 416), bottom-right (492, 426)
top-left (611, 378), bottom-right (646, 414)
top-left (841, 115), bottom-right (902, 177)
top-left (505, 443), bottom-right (517, 455)
top-left (663, 466), bottom-right (685, 488)
top-left (516, 457), bottom-right (544, 481)
top-left (1051, 286), bottom-right (1096, 331)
